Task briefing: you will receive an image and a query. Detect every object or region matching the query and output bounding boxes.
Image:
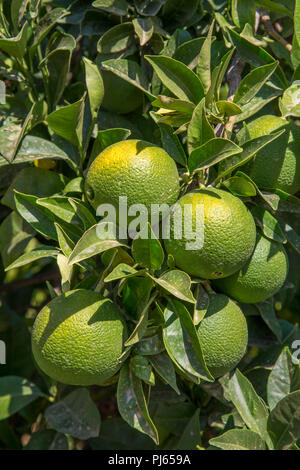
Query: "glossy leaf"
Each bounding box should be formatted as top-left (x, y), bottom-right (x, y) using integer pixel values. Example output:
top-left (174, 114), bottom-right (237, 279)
top-left (148, 352), bottom-right (180, 394)
top-left (189, 138), bottom-right (242, 173)
top-left (234, 62), bottom-right (278, 106)
top-left (267, 391), bottom-right (300, 450)
top-left (267, 347), bottom-right (300, 411)
top-left (68, 223), bottom-right (124, 265)
top-left (224, 369), bottom-right (272, 447)
top-left (0, 376), bottom-right (43, 420)
top-left (47, 98), bottom-right (85, 149)
top-left (145, 55), bottom-right (204, 104)
top-left (101, 58), bottom-right (154, 98)
top-left (159, 124), bottom-right (187, 167)
top-left (187, 98), bottom-right (215, 154)
top-left (163, 299), bottom-right (213, 381)
top-left (45, 389), bottom-right (101, 440)
top-left (5, 246), bottom-right (60, 271)
top-left (222, 175), bottom-right (257, 197)
top-left (117, 363), bottom-right (158, 443)
top-left (132, 223), bottom-right (164, 271)
top-left (150, 269), bottom-right (195, 304)
top-left (210, 429), bottom-right (266, 450)
top-left (250, 206), bottom-right (287, 243)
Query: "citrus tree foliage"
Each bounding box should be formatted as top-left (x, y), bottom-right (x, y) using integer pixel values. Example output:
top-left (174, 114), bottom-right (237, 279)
top-left (0, 0), bottom-right (300, 451)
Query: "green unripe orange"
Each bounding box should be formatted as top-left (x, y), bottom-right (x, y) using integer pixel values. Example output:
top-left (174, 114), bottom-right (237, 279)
top-left (214, 233), bottom-right (289, 303)
top-left (198, 294), bottom-right (248, 378)
top-left (239, 115), bottom-right (300, 194)
top-left (31, 289), bottom-right (127, 386)
top-left (164, 188), bottom-right (256, 279)
top-left (85, 139), bottom-right (180, 214)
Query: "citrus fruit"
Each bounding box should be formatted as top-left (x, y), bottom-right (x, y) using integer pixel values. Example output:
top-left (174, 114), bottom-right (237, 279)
top-left (197, 293), bottom-right (248, 378)
top-left (239, 115), bottom-right (300, 194)
top-left (34, 159), bottom-right (56, 170)
top-left (101, 70), bottom-right (143, 114)
top-left (31, 289), bottom-right (127, 386)
top-left (164, 188), bottom-right (256, 279)
top-left (214, 233), bottom-right (289, 303)
top-left (85, 139), bottom-right (180, 214)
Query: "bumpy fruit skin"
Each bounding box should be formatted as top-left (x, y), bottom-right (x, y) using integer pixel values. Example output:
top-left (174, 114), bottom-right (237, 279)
top-left (164, 188), bottom-right (256, 279)
top-left (239, 115), bottom-right (300, 194)
top-left (85, 139), bottom-right (180, 213)
top-left (214, 233), bottom-right (289, 303)
top-left (31, 289), bottom-right (127, 386)
top-left (101, 70), bottom-right (143, 114)
top-left (198, 294), bottom-right (248, 378)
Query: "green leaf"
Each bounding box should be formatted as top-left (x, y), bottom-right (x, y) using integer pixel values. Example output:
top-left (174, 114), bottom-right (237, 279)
top-left (257, 0), bottom-right (293, 18)
top-left (124, 294), bottom-right (156, 347)
top-left (132, 223), bottom-right (164, 271)
top-left (55, 223), bottom-right (75, 257)
top-left (187, 98), bottom-right (215, 154)
top-left (174, 37), bottom-right (206, 69)
top-left (37, 196), bottom-right (80, 225)
top-left (196, 21), bottom-right (214, 93)
top-left (153, 95), bottom-right (195, 114)
top-left (222, 175), bottom-right (257, 197)
top-left (10, 0), bottom-right (29, 32)
top-left (97, 22), bottom-right (134, 54)
top-left (224, 369), bottom-right (272, 447)
top-left (68, 198), bottom-right (96, 231)
top-left (40, 48), bottom-right (73, 110)
top-left (0, 21), bottom-right (29, 59)
top-left (159, 124), bottom-right (187, 167)
top-left (145, 55), bottom-right (205, 104)
top-left (163, 299), bottom-right (213, 382)
top-left (250, 206), bottom-right (287, 243)
top-left (133, 17), bottom-right (153, 46)
top-left (216, 130), bottom-right (286, 182)
top-left (267, 391), bottom-right (300, 450)
top-left (193, 284), bottom-right (209, 325)
top-left (234, 62), bottom-right (278, 106)
top-left (284, 223), bottom-right (300, 254)
top-left (0, 212), bottom-right (35, 268)
top-left (210, 429), bottom-right (266, 450)
top-left (130, 356), bottom-right (155, 385)
top-left (47, 97), bottom-right (85, 149)
top-left (10, 135), bottom-right (73, 167)
top-left (45, 389), bottom-right (101, 440)
top-left (32, 8), bottom-right (68, 47)
top-left (2, 167), bottom-right (65, 210)
top-left (14, 191), bottom-right (58, 240)
top-left (267, 347), bottom-right (300, 411)
top-left (68, 223), bottom-right (124, 265)
top-left (295, 0), bottom-right (300, 49)
top-left (205, 48), bottom-right (235, 106)
top-left (279, 82), bottom-right (300, 118)
top-left (24, 430), bottom-right (69, 450)
top-left (231, 0), bottom-right (256, 29)
top-left (0, 376), bottom-right (43, 420)
top-left (94, 128), bottom-right (131, 154)
top-left (216, 100), bottom-right (242, 116)
top-left (150, 269), bottom-right (195, 304)
top-left (188, 138), bottom-right (242, 173)
top-left (104, 263), bottom-right (138, 283)
top-left (117, 363), bottom-right (159, 443)
top-left (83, 57), bottom-right (104, 119)
top-left (257, 302), bottom-right (282, 343)
top-left (135, 332), bottom-right (165, 356)
top-left (229, 29), bottom-right (287, 89)
top-left (177, 409), bottom-right (202, 450)
top-left (101, 58), bottom-right (153, 99)
top-left (5, 246), bottom-right (60, 271)
top-left (148, 352), bottom-right (180, 394)
top-left (92, 0), bottom-right (129, 15)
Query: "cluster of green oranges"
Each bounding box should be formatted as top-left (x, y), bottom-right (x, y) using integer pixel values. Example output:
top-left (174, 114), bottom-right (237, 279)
top-left (32, 116), bottom-right (293, 384)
